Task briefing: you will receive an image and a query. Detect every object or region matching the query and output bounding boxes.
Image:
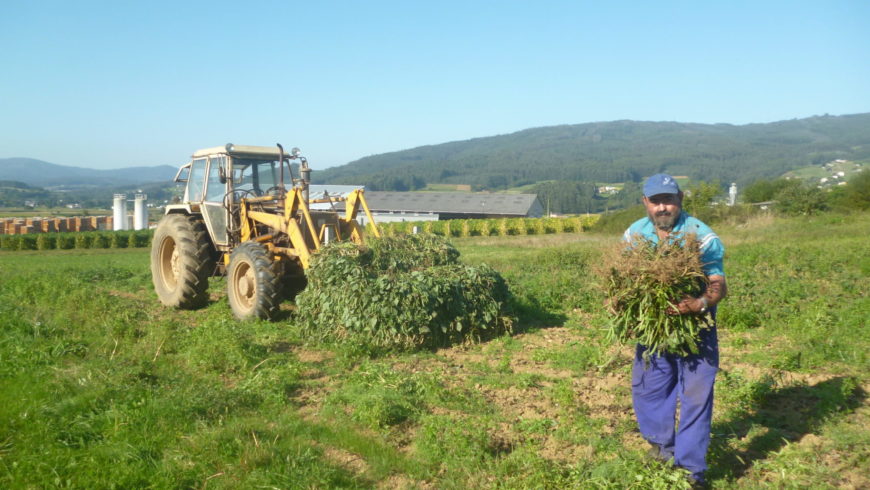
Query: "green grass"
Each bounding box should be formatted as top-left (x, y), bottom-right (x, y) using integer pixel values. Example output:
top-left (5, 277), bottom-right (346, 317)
top-left (1, 212), bottom-right (869, 488)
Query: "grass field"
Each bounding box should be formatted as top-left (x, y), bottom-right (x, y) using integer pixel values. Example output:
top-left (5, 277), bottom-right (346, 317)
top-left (781, 160), bottom-right (867, 183)
top-left (1, 212), bottom-right (868, 488)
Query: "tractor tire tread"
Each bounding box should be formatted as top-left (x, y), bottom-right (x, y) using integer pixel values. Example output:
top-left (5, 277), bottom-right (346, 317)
top-left (227, 241), bottom-right (283, 320)
top-left (151, 214), bottom-right (215, 309)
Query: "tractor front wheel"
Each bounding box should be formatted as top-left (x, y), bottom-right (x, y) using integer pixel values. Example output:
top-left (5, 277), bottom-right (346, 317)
top-left (151, 214), bottom-right (214, 309)
top-left (227, 242), bottom-right (282, 320)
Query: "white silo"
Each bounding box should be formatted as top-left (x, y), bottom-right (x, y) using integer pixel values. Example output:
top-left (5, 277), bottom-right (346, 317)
top-left (113, 194), bottom-right (127, 230)
top-left (728, 183), bottom-right (737, 206)
top-left (134, 194), bottom-right (148, 230)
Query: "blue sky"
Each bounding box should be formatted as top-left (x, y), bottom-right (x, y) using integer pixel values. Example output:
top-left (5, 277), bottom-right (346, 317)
top-left (2, 0), bottom-right (868, 170)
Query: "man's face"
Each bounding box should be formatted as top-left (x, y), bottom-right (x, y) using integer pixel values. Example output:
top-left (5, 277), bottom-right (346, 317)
top-left (643, 192), bottom-right (682, 231)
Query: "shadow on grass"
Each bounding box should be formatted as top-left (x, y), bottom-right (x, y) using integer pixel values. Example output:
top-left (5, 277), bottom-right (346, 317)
top-left (272, 308), bottom-right (296, 323)
top-left (708, 376), bottom-right (865, 482)
top-left (509, 297), bottom-right (569, 335)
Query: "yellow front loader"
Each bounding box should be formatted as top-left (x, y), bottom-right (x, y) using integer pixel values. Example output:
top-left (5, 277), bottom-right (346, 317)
top-left (150, 143), bottom-right (379, 320)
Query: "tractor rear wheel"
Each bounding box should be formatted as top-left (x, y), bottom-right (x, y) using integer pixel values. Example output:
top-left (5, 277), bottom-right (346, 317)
top-left (151, 214), bottom-right (215, 309)
top-left (227, 241), bottom-right (282, 320)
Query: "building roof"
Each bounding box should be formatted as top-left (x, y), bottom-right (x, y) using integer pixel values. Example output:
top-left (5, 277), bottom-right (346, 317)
top-left (364, 191), bottom-right (540, 216)
top-left (307, 185), bottom-right (364, 211)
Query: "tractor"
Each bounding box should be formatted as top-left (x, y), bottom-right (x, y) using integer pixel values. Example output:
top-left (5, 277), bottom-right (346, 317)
top-left (150, 143), bottom-right (379, 320)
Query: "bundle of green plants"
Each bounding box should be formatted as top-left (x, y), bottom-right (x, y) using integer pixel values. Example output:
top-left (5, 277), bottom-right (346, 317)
top-left (506, 218), bottom-right (527, 235)
top-left (0, 235), bottom-right (18, 251)
top-left (109, 231), bottom-right (128, 248)
top-left (295, 234), bottom-right (513, 351)
top-left (465, 219), bottom-right (489, 236)
top-left (430, 221), bottom-right (448, 236)
top-left (91, 233), bottom-right (110, 249)
top-left (599, 234), bottom-right (711, 358)
top-left (17, 235), bottom-right (37, 251)
top-left (57, 233), bottom-right (75, 249)
top-left (36, 234), bottom-right (56, 250)
top-left (529, 218), bottom-right (546, 235)
top-left (74, 233), bottom-right (92, 249)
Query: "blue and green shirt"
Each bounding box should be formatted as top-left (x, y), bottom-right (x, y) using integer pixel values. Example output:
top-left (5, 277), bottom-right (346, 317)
top-left (622, 211), bottom-right (725, 277)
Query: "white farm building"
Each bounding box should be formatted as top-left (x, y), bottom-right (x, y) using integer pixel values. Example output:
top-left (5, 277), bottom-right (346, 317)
top-left (308, 186), bottom-right (543, 224)
top-left (363, 191), bottom-right (544, 223)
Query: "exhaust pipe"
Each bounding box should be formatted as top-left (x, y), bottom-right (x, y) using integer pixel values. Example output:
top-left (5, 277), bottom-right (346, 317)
top-left (300, 156), bottom-right (310, 204)
top-left (277, 143), bottom-right (285, 190)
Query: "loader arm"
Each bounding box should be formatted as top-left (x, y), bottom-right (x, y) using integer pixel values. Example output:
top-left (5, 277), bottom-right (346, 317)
top-left (238, 188), bottom-right (320, 269)
top-left (237, 187), bottom-right (378, 270)
top-left (344, 189), bottom-right (381, 242)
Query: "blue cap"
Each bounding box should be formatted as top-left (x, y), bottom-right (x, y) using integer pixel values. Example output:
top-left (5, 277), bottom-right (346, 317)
top-left (643, 174), bottom-right (681, 197)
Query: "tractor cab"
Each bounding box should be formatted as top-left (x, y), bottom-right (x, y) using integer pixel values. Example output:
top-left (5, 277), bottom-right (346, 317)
top-left (168, 144), bottom-right (299, 248)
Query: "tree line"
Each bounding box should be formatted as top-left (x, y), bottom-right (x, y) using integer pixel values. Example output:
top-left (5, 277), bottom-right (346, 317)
top-left (0, 180), bottom-right (178, 209)
top-left (313, 114), bottom-right (870, 194)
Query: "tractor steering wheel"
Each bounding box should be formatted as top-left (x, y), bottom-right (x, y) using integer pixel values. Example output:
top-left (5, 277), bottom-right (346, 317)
top-left (264, 186), bottom-right (287, 198)
top-left (223, 189), bottom-right (256, 213)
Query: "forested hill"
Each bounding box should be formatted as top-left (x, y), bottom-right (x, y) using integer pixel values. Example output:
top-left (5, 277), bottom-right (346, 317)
top-left (313, 113), bottom-right (870, 191)
top-left (0, 158), bottom-right (176, 188)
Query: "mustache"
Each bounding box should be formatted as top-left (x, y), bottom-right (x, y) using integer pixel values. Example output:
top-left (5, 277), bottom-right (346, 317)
top-left (654, 211), bottom-right (672, 217)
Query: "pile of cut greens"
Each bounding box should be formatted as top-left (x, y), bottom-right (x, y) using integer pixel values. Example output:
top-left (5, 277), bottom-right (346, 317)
top-left (295, 234), bottom-right (513, 351)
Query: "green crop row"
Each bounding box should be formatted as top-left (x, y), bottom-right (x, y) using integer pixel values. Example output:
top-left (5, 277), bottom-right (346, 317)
top-left (377, 215), bottom-right (600, 238)
top-left (0, 230), bottom-right (153, 251)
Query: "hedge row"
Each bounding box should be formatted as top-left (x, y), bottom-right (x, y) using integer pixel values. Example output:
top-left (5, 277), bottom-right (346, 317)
top-left (1, 215), bottom-right (601, 252)
top-left (377, 215), bottom-right (600, 238)
top-left (0, 230), bottom-right (154, 252)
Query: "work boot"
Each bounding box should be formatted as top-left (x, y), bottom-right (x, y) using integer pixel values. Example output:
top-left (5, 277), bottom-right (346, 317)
top-left (645, 442), bottom-right (672, 463)
top-left (686, 473), bottom-right (708, 489)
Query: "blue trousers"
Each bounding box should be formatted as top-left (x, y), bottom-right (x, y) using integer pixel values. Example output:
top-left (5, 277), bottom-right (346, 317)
top-left (632, 327), bottom-right (718, 481)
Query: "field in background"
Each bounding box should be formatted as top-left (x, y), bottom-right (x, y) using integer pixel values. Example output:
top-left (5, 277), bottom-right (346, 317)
top-left (0, 207), bottom-right (113, 219)
top-left (0, 212), bottom-right (868, 488)
top-left (420, 183), bottom-right (473, 192)
top-left (782, 159), bottom-right (867, 182)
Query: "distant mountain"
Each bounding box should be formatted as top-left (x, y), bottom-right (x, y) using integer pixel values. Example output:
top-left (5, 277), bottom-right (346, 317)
top-left (313, 113), bottom-right (870, 191)
top-left (0, 158), bottom-right (176, 188)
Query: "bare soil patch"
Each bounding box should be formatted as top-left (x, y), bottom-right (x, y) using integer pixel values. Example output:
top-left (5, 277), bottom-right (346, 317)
top-left (321, 445), bottom-right (369, 475)
top-left (289, 347), bottom-right (337, 418)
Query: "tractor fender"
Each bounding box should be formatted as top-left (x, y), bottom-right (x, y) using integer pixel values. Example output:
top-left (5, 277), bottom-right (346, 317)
top-left (164, 203), bottom-right (200, 215)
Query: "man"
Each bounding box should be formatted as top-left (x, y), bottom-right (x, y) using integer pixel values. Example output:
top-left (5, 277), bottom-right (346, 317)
top-left (622, 174), bottom-right (727, 486)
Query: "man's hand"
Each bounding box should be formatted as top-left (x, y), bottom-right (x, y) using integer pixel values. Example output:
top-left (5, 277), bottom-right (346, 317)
top-left (666, 275), bottom-right (727, 316)
top-left (668, 296), bottom-right (706, 315)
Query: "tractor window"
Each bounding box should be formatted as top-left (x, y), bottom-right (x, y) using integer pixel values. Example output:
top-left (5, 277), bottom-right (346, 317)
top-left (204, 156), bottom-right (226, 202)
top-left (232, 159), bottom-right (280, 195)
top-left (188, 158), bottom-right (207, 202)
